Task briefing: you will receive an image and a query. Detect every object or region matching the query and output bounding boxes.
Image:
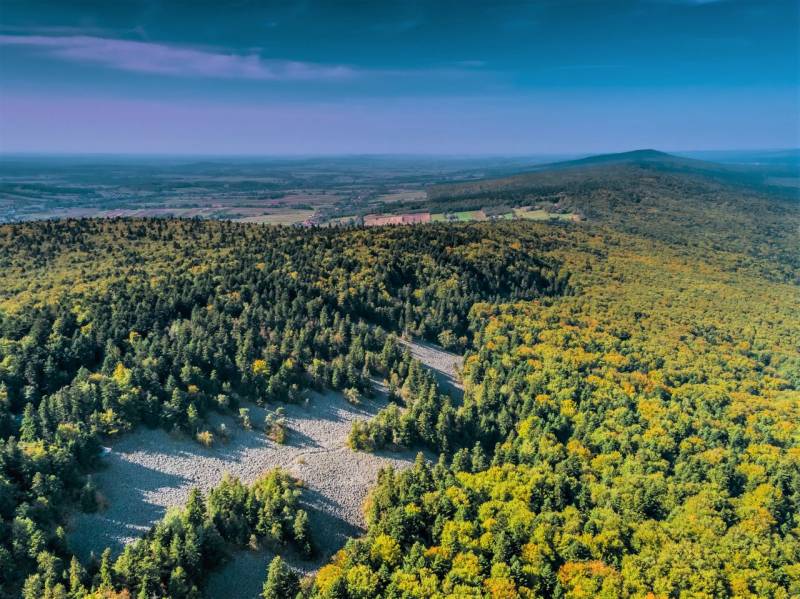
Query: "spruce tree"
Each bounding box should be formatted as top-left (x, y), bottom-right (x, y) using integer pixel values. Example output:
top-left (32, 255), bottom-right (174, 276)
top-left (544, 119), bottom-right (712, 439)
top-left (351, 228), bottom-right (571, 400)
top-left (261, 556), bottom-right (298, 599)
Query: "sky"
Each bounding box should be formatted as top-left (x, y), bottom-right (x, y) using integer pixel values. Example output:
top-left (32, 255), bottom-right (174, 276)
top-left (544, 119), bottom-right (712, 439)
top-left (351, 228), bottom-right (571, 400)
top-left (0, 0), bottom-right (798, 155)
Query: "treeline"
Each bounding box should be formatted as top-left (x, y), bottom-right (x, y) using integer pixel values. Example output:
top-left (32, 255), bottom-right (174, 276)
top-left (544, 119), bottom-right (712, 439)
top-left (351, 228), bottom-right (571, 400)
top-left (0, 218), bottom-right (566, 596)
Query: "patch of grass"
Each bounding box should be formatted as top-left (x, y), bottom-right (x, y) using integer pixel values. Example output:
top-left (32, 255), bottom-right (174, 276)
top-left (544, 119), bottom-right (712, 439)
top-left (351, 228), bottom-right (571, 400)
top-left (376, 190), bottom-right (427, 203)
top-left (234, 209), bottom-right (315, 225)
top-left (454, 210), bottom-right (485, 221)
top-left (514, 208), bottom-right (575, 221)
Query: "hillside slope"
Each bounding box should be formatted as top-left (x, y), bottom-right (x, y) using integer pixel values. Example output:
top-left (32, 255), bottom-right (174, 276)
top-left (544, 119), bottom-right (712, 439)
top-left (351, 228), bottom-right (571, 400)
top-left (303, 199), bottom-right (800, 599)
top-left (422, 151), bottom-right (799, 282)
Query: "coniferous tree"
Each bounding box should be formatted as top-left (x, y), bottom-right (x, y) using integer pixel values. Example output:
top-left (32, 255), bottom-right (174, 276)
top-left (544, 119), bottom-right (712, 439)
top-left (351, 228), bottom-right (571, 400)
top-left (261, 556), bottom-right (298, 599)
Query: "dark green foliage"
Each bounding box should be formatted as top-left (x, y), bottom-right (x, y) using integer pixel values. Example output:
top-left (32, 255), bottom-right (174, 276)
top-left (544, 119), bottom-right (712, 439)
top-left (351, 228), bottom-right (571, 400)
top-left (348, 341), bottom-right (456, 452)
top-left (110, 470), bottom-right (305, 598)
top-left (293, 510), bottom-right (313, 559)
top-left (262, 556), bottom-right (299, 599)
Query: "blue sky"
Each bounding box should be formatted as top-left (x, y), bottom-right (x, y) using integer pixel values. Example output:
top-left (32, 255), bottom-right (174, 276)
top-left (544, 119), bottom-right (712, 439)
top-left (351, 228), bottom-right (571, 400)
top-left (0, 0), bottom-right (797, 154)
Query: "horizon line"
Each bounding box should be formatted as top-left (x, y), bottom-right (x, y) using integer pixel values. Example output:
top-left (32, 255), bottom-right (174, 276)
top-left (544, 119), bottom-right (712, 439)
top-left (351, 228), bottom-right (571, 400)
top-left (1, 147), bottom-right (798, 160)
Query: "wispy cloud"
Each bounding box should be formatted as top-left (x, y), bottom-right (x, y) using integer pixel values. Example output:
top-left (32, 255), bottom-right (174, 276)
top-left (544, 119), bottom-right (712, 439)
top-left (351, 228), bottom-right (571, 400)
top-left (0, 35), bottom-right (356, 81)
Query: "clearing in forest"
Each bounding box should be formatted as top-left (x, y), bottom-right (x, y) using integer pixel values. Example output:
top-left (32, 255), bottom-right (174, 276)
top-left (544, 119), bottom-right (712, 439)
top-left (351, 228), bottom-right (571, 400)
top-left (68, 340), bottom-right (462, 599)
top-left (68, 391), bottom-right (416, 572)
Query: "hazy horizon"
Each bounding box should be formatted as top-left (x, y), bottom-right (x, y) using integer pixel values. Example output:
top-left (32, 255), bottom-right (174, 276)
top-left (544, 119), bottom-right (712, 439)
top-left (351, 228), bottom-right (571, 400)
top-left (1, 147), bottom-right (798, 160)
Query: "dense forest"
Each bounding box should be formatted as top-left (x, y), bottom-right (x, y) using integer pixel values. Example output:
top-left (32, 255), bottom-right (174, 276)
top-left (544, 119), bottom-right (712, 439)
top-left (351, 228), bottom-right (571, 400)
top-left (0, 161), bottom-right (798, 598)
top-left (0, 219), bottom-right (564, 597)
top-left (309, 226), bottom-right (799, 598)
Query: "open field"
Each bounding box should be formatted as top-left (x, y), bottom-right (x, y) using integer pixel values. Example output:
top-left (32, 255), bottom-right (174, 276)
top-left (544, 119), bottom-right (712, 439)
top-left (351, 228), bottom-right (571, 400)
top-left (430, 210), bottom-right (485, 222)
top-left (455, 210), bottom-right (486, 221)
top-left (374, 190), bottom-right (427, 203)
top-left (0, 155), bottom-right (592, 229)
top-left (378, 207), bottom-right (574, 226)
top-left (1, 201), bottom-right (324, 223)
top-left (0, 156), bottom-right (538, 224)
top-left (514, 207), bottom-right (577, 221)
top-left (234, 209), bottom-right (315, 224)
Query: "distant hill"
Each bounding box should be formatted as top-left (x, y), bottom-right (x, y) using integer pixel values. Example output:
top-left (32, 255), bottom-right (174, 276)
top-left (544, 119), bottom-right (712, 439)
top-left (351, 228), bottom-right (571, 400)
top-left (429, 149), bottom-right (791, 197)
top-left (426, 149), bottom-right (798, 207)
top-left (680, 148), bottom-right (800, 169)
top-left (536, 148), bottom-right (706, 169)
top-left (534, 148), bottom-right (800, 185)
top-left (418, 149), bottom-right (799, 283)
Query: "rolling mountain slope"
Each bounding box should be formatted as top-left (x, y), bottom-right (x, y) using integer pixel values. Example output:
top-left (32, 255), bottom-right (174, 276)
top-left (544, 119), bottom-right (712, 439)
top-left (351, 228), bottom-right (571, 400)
top-left (419, 150), bottom-right (799, 283)
top-left (530, 148), bottom-right (718, 170)
top-left (431, 149), bottom-right (797, 192)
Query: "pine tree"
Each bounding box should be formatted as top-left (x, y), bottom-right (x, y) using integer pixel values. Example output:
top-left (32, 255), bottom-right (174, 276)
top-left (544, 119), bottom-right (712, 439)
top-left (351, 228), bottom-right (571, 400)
top-left (261, 556), bottom-right (298, 599)
top-left (168, 566), bottom-right (190, 598)
top-left (292, 509), bottom-right (313, 558)
top-left (98, 547), bottom-right (113, 590)
top-left (183, 525), bottom-right (201, 575)
top-left (22, 574), bottom-right (43, 599)
top-left (185, 488), bottom-right (206, 527)
top-left (20, 402), bottom-right (38, 442)
top-left (470, 442), bottom-right (488, 471)
top-left (68, 556), bottom-right (86, 599)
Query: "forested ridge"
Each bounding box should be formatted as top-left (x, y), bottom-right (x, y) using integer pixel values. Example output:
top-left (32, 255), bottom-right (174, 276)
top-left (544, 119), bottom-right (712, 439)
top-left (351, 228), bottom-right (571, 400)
top-left (423, 161), bottom-right (800, 283)
top-left (0, 169), bottom-right (798, 599)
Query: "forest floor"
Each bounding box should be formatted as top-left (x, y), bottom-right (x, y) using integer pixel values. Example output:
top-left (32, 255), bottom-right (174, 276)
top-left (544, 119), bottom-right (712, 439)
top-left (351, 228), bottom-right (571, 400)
top-left (67, 340), bottom-right (464, 599)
